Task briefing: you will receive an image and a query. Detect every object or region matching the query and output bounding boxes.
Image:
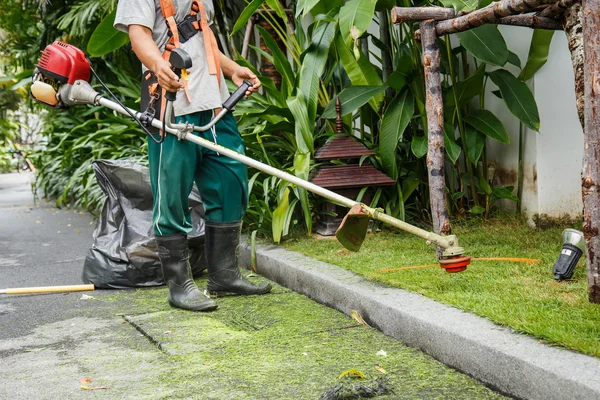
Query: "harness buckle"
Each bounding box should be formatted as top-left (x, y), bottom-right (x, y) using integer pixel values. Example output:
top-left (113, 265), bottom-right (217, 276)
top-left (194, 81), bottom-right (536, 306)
top-left (177, 14), bottom-right (200, 43)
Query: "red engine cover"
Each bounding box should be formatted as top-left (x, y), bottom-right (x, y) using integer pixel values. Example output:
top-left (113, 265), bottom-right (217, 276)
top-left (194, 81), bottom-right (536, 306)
top-left (37, 41), bottom-right (91, 84)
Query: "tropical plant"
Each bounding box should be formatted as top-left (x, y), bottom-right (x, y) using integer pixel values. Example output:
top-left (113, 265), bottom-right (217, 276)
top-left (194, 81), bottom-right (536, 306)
top-left (1, 0), bottom-right (555, 244)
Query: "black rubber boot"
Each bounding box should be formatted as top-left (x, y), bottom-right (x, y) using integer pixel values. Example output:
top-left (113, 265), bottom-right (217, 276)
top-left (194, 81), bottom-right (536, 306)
top-left (206, 221), bottom-right (272, 295)
top-left (156, 234), bottom-right (217, 311)
top-left (188, 235), bottom-right (207, 279)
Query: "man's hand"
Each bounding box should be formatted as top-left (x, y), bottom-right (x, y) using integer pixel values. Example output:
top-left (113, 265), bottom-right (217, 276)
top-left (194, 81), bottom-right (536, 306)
top-left (231, 66), bottom-right (261, 98)
top-left (152, 58), bottom-right (184, 92)
top-left (128, 25), bottom-right (183, 92)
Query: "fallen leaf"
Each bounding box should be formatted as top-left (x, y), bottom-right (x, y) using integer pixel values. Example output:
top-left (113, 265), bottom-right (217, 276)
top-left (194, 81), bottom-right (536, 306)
top-left (79, 378), bottom-right (92, 384)
top-left (338, 369), bottom-right (365, 380)
top-left (374, 365), bottom-right (387, 374)
top-left (350, 310), bottom-right (369, 327)
top-left (80, 385), bottom-right (109, 391)
top-left (163, 330), bottom-right (173, 335)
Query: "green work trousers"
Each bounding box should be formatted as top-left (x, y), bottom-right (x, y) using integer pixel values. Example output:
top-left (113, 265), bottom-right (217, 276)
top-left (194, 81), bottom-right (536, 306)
top-left (148, 110), bottom-right (248, 236)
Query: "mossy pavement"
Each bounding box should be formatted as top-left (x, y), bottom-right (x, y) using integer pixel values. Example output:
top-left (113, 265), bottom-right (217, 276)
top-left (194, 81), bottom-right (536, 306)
top-left (0, 172), bottom-right (508, 399)
top-left (98, 277), bottom-right (508, 399)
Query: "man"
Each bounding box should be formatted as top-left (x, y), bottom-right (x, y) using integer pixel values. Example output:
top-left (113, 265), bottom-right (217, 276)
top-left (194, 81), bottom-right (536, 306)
top-left (114, 0), bottom-right (272, 312)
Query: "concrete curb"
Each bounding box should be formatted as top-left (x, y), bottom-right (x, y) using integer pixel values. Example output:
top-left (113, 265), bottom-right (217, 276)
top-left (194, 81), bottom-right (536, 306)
top-left (240, 243), bottom-right (600, 400)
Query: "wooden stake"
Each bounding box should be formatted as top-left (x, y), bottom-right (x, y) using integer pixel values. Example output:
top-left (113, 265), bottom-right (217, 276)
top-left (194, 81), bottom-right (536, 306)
top-left (420, 20), bottom-right (451, 259)
top-left (434, 0), bottom-right (562, 35)
top-left (581, 0), bottom-right (600, 303)
top-left (391, 6), bottom-right (455, 24)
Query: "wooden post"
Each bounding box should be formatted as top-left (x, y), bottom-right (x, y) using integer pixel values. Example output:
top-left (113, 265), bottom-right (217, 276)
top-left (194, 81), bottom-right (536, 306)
top-left (421, 20), bottom-right (451, 258)
top-left (564, 3), bottom-right (584, 126)
top-left (581, 0), bottom-right (600, 303)
top-left (495, 15), bottom-right (563, 30)
top-left (539, 0), bottom-right (579, 18)
top-left (434, 0), bottom-right (562, 35)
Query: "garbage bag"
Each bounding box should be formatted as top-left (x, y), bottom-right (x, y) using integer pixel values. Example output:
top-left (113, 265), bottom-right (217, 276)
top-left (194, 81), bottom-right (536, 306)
top-left (82, 159), bottom-right (205, 289)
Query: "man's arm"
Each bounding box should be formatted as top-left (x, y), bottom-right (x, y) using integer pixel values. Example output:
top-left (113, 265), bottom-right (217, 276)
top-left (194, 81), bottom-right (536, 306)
top-left (219, 52), bottom-right (261, 97)
top-left (128, 24), bottom-right (183, 92)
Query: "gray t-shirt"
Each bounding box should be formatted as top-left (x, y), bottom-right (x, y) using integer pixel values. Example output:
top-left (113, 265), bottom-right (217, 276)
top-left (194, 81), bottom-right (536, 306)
top-left (115, 0), bottom-right (229, 116)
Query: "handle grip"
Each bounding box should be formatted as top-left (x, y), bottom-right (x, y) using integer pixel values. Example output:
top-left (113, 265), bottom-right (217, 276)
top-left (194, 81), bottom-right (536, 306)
top-left (222, 80), bottom-right (253, 111)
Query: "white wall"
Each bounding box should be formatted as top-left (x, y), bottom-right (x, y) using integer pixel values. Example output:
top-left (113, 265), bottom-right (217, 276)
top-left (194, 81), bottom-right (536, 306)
top-left (485, 27), bottom-right (583, 220)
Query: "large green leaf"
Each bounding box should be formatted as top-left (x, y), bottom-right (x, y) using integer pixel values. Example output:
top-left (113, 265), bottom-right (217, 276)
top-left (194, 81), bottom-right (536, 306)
top-left (443, 122), bottom-right (462, 164)
top-left (402, 174), bottom-right (420, 201)
top-left (488, 69), bottom-right (540, 131)
top-left (335, 35), bottom-right (384, 112)
top-left (294, 151), bottom-right (312, 234)
top-left (87, 9), bottom-right (130, 57)
top-left (440, 0), bottom-right (478, 11)
top-left (519, 30), bottom-right (555, 82)
top-left (380, 89), bottom-right (414, 180)
top-left (507, 51), bottom-right (522, 69)
top-left (322, 86), bottom-right (386, 119)
top-left (339, 0), bottom-right (378, 45)
top-left (375, 0), bottom-right (396, 11)
top-left (256, 26), bottom-right (295, 97)
top-left (464, 109), bottom-right (510, 144)
top-left (444, 64), bottom-right (485, 109)
top-left (411, 136), bottom-right (428, 159)
top-left (272, 187), bottom-right (290, 243)
top-left (491, 185), bottom-right (519, 203)
top-left (296, 0), bottom-right (321, 17)
top-left (265, 0), bottom-right (288, 21)
top-left (456, 25), bottom-right (508, 66)
top-left (287, 91), bottom-right (314, 154)
top-left (299, 19), bottom-right (337, 124)
top-left (232, 0), bottom-right (265, 35)
top-left (465, 125), bottom-right (486, 164)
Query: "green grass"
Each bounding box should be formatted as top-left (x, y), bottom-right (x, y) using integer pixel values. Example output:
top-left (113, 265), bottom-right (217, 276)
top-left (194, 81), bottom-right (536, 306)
top-left (283, 215), bottom-right (600, 358)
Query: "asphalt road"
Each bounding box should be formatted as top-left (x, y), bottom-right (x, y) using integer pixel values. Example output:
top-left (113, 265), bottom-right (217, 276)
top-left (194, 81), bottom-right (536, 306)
top-left (0, 172), bottom-right (102, 339)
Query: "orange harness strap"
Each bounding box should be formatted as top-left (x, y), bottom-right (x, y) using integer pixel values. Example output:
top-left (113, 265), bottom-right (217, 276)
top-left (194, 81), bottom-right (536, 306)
top-left (196, 0), bottom-right (221, 84)
top-left (158, 0), bottom-right (221, 89)
top-left (156, 0), bottom-right (221, 136)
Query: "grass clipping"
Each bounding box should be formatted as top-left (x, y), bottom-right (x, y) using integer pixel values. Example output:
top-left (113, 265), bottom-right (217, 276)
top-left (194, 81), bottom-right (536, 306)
top-left (320, 376), bottom-right (387, 400)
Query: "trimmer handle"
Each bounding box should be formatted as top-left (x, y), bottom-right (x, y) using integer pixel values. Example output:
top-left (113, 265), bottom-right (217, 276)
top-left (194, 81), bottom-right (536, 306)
top-left (165, 49), bottom-right (193, 102)
top-left (222, 80), bottom-right (253, 111)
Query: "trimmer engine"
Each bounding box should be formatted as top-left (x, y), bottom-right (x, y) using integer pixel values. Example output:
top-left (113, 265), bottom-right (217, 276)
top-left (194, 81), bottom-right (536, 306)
top-left (31, 41), bottom-right (91, 108)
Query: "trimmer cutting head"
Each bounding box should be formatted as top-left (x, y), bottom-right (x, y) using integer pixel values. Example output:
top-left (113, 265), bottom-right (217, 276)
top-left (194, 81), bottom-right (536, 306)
top-left (438, 255), bottom-right (471, 273)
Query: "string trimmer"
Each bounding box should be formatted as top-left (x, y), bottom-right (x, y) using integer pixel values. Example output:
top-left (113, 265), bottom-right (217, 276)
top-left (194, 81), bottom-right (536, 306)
top-left (30, 41), bottom-right (470, 273)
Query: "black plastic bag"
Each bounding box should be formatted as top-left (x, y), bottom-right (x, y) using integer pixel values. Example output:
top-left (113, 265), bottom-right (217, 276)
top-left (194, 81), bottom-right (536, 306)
top-left (82, 159), bottom-right (205, 289)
